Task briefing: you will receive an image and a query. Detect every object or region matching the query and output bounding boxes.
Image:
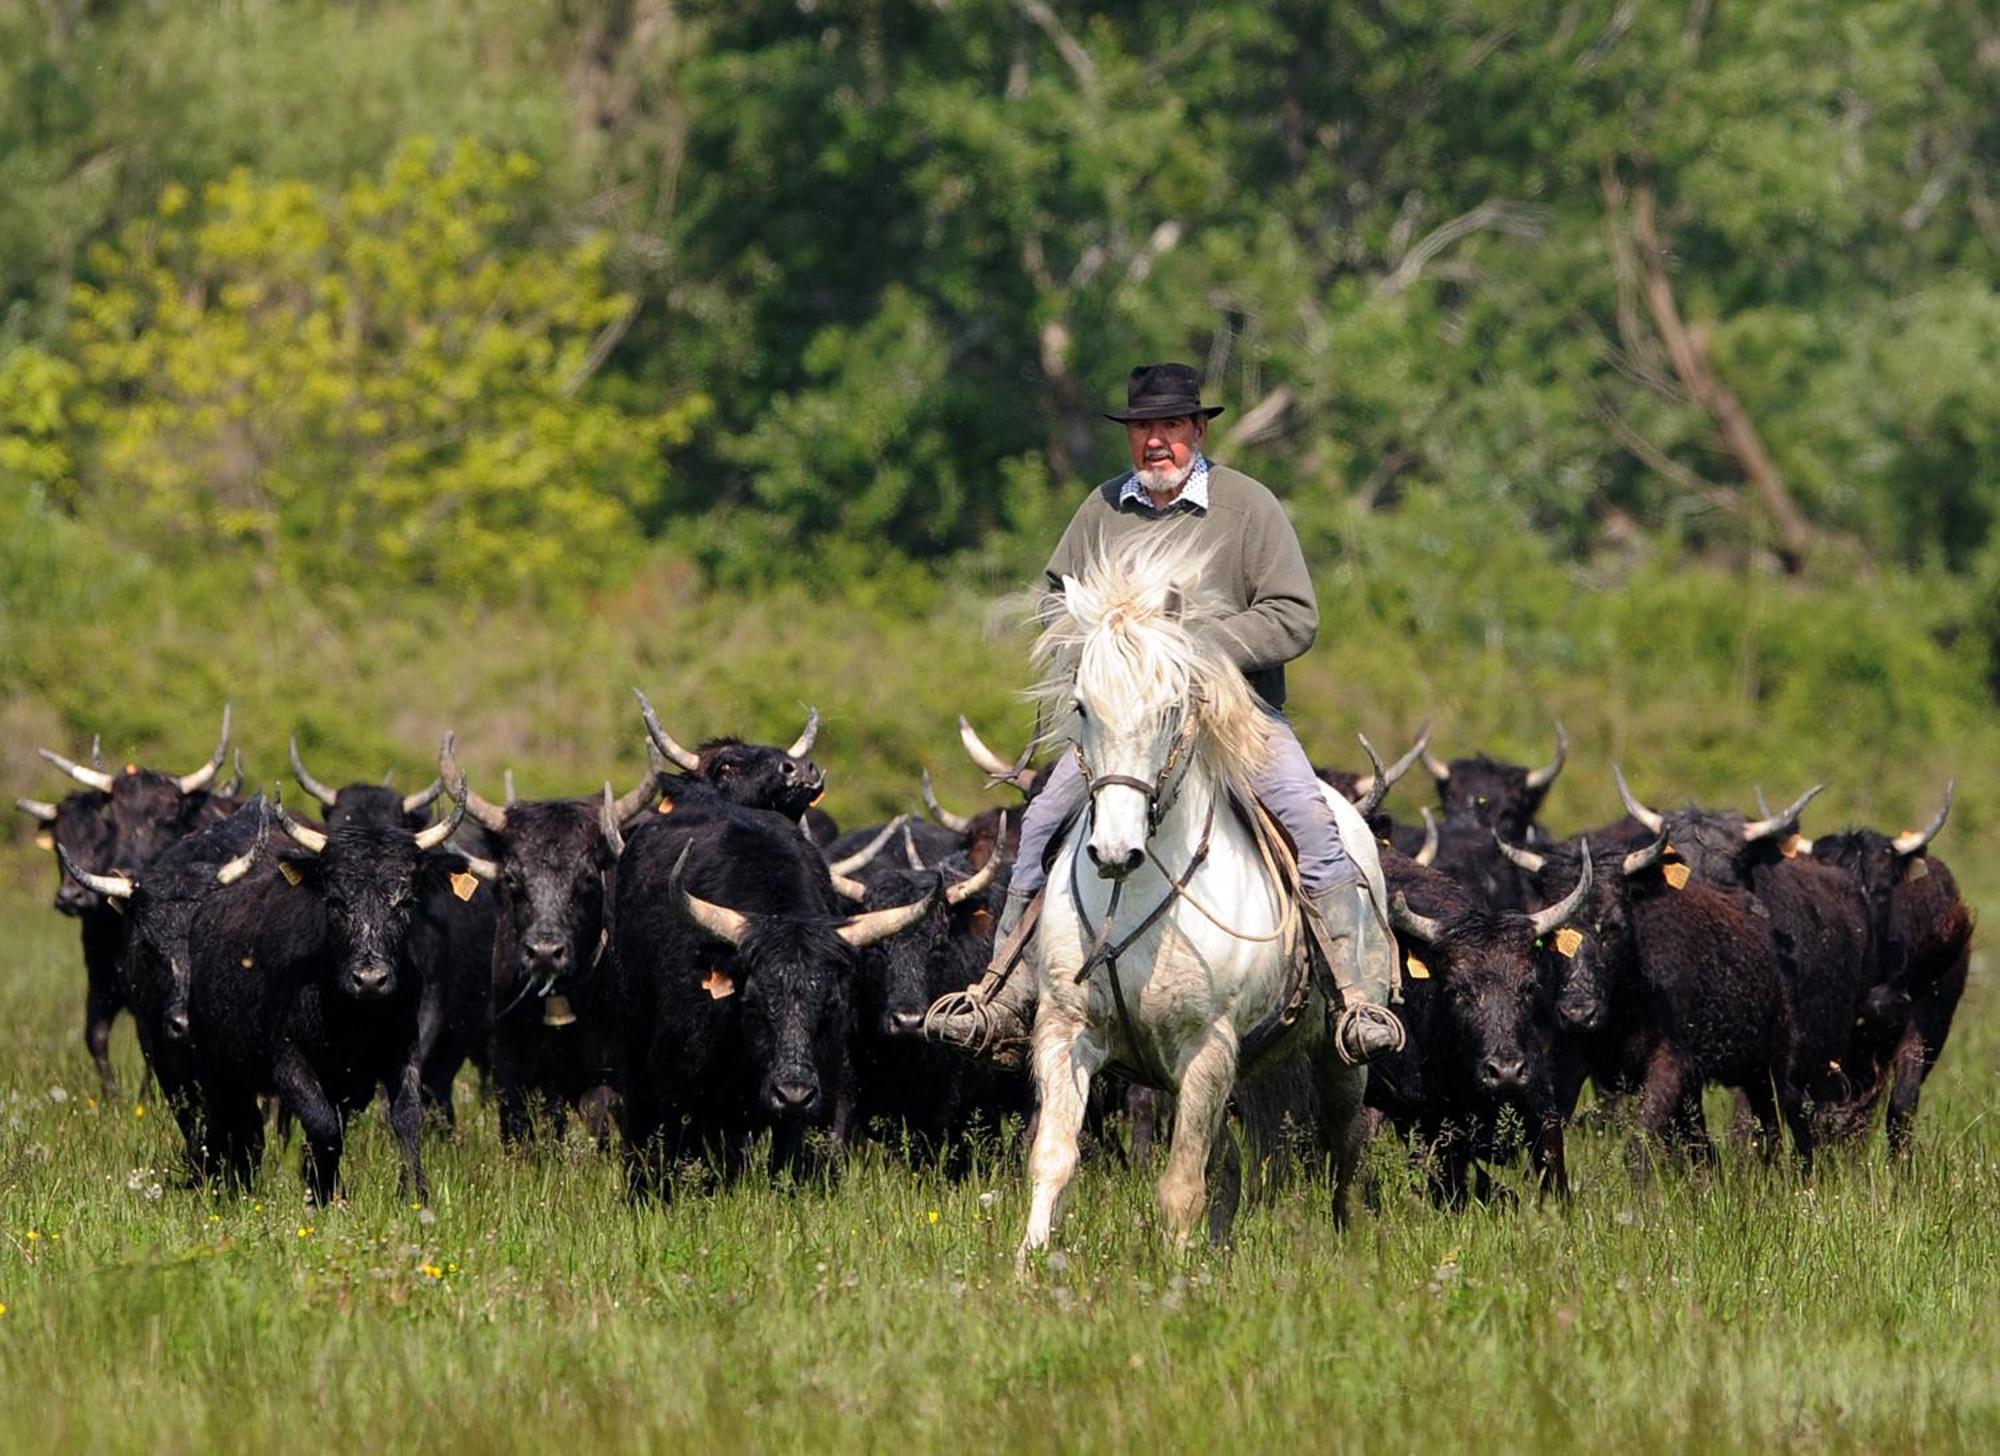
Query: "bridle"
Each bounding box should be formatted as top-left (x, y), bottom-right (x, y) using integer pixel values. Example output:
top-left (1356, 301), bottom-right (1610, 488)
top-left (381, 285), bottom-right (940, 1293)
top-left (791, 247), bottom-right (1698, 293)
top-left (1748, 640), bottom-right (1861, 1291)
top-left (1071, 707), bottom-right (1200, 836)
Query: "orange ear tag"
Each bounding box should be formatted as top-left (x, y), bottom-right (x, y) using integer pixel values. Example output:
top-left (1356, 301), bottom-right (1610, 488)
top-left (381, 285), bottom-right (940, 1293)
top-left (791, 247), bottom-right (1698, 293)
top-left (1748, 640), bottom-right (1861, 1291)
top-left (702, 968), bottom-right (736, 1000)
top-left (1779, 834), bottom-right (1802, 859)
top-left (658, 798), bottom-right (675, 814)
top-left (35, 833), bottom-right (54, 852)
top-left (1404, 954), bottom-right (1431, 980)
top-left (1663, 863), bottom-right (1691, 891)
top-left (1553, 927), bottom-right (1584, 959)
top-left (809, 790), bottom-right (826, 807)
top-left (449, 872), bottom-right (479, 902)
top-left (240, 955), bottom-right (255, 970)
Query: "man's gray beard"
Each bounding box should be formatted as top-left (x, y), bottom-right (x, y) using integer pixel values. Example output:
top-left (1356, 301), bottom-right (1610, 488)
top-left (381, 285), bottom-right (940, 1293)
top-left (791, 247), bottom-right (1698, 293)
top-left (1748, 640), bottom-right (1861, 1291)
top-left (1134, 457), bottom-right (1195, 496)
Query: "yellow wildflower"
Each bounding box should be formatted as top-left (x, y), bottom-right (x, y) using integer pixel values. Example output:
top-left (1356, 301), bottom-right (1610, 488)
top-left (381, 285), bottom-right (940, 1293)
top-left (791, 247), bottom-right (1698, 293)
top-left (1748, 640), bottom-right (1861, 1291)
top-left (134, 1105), bottom-right (146, 1118)
top-left (421, 1264), bottom-right (443, 1280)
top-left (296, 1226), bottom-right (314, 1238)
top-left (0, 1302), bottom-right (8, 1317)
top-left (24, 1232), bottom-right (37, 1243)
top-left (927, 1209), bottom-right (940, 1225)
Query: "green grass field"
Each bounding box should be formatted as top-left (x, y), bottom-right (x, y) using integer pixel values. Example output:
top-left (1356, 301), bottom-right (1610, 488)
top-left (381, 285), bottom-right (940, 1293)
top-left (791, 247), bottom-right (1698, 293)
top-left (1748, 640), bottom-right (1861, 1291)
top-left (0, 866), bottom-right (1994, 1454)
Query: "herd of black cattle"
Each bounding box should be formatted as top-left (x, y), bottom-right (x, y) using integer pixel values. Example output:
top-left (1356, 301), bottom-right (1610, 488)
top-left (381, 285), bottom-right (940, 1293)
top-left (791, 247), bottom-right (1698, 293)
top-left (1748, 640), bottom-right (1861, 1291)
top-left (12, 698), bottom-right (1972, 1212)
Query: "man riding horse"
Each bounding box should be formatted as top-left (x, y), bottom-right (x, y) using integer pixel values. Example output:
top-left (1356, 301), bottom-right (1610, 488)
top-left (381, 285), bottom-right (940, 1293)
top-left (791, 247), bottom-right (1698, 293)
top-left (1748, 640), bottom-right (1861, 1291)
top-left (926, 362), bottom-right (1405, 1066)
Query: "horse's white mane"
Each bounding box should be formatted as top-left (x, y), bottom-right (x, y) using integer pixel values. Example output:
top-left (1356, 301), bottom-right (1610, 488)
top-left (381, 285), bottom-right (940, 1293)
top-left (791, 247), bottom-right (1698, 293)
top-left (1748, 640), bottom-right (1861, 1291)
top-left (1028, 527), bottom-right (1270, 797)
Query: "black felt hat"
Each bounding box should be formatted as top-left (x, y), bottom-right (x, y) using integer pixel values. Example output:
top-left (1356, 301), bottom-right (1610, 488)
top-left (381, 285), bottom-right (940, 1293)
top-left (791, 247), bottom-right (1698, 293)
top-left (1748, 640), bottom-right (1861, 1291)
top-left (1103, 362), bottom-right (1226, 423)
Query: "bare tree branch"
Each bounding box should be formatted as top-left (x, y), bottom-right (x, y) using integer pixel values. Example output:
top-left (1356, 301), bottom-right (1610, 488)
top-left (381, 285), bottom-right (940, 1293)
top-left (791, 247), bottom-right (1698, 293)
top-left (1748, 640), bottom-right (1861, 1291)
top-left (1220, 385), bottom-right (1295, 452)
top-left (1378, 200), bottom-right (1546, 296)
top-left (1016, 0), bottom-right (1097, 90)
top-left (1629, 180), bottom-right (1814, 571)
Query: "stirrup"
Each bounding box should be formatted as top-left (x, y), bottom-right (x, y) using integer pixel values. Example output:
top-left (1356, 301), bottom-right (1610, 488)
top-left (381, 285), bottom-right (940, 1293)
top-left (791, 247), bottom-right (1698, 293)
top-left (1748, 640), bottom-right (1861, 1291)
top-left (923, 989), bottom-right (997, 1052)
top-left (1333, 1002), bottom-right (1406, 1066)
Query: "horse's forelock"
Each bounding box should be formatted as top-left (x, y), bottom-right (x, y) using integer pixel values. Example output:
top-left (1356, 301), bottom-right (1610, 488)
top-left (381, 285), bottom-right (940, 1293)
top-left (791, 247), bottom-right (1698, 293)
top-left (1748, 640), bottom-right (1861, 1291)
top-left (1027, 531), bottom-right (1268, 792)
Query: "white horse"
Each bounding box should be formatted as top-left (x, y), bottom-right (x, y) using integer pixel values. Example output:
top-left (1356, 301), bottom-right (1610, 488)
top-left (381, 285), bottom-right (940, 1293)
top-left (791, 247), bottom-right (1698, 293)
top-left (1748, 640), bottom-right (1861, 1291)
top-left (1018, 532), bottom-right (1389, 1260)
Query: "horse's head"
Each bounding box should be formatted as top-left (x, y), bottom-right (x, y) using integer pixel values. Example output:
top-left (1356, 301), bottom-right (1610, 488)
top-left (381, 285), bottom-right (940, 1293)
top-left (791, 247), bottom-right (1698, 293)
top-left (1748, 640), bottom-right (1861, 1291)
top-left (1036, 533), bottom-right (1267, 880)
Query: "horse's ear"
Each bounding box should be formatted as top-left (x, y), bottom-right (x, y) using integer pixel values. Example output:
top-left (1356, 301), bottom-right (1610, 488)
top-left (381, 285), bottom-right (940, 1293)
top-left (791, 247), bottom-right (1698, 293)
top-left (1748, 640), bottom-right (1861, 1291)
top-left (1061, 574), bottom-right (1095, 621)
top-left (1162, 585), bottom-right (1186, 621)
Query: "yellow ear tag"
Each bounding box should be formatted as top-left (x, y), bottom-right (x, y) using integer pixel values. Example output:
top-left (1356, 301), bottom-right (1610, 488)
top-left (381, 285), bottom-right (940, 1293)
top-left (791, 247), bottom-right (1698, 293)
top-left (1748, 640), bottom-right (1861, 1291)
top-left (1780, 833), bottom-right (1802, 859)
top-left (35, 832), bottom-right (54, 852)
top-left (278, 860), bottom-right (302, 887)
top-left (1404, 953), bottom-right (1431, 980)
top-left (542, 994), bottom-right (576, 1028)
top-left (1663, 863), bottom-right (1691, 891)
top-left (702, 968), bottom-right (736, 1000)
top-left (658, 797), bottom-right (675, 815)
top-left (1553, 927), bottom-right (1584, 959)
top-left (240, 955), bottom-right (254, 970)
top-left (125, 763), bottom-right (138, 776)
top-left (449, 871), bottom-right (479, 902)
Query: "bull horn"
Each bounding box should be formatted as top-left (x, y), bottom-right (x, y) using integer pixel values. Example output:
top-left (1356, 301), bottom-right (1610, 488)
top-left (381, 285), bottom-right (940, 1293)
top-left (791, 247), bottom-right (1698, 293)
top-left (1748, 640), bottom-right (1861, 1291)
top-left (55, 842), bottom-right (133, 901)
top-left (1527, 843), bottom-right (1593, 940)
top-left (609, 754), bottom-right (661, 825)
top-left (16, 798), bottom-right (58, 824)
top-left (1613, 765), bottom-right (1666, 835)
top-left (503, 770), bottom-right (517, 807)
top-left (37, 746), bottom-right (114, 793)
top-left (827, 815), bottom-right (909, 877)
top-left (836, 881), bottom-right (942, 949)
top-left (633, 687), bottom-right (702, 772)
top-left (902, 824), bottom-right (928, 871)
top-left (958, 714), bottom-right (1033, 789)
top-left (1421, 743), bottom-right (1452, 783)
top-left (412, 780), bottom-right (467, 852)
top-left (945, 827), bottom-right (1003, 905)
top-left (670, 844), bottom-right (750, 947)
top-left (828, 867), bottom-right (872, 902)
top-left (274, 788), bottom-right (328, 854)
top-left (1413, 807), bottom-right (1440, 867)
top-left (220, 750), bottom-right (247, 798)
top-left (216, 800), bottom-right (270, 887)
top-left (1753, 786), bottom-right (1773, 820)
top-left (921, 769), bottom-right (973, 833)
top-left (1494, 831), bottom-right (1547, 875)
top-left (1356, 722), bottom-right (1432, 814)
top-left (787, 706), bottom-right (821, 760)
top-left (1621, 826), bottom-right (1670, 878)
top-left (1351, 733), bottom-right (1389, 813)
top-left (1742, 783), bottom-right (1824, 843)
top-left (1389, 891), bottom-right (1446, 947)
top-left (1893, 780), bottom-right (1953, 856)
top-left (401, 776), bottom-right (445, 816)
top-left (1525, 721), bottom-right (1569, 791)
top-left (601, 783), bottom-right (626, 860)
top-left (437, 733), bottom-right (507, 832)
top-left (89, 735), bottom-right (103, 771)
top-left (174, 705), bottom-right (233, 794)
top-left (288, 737), bottom-right (341, 808)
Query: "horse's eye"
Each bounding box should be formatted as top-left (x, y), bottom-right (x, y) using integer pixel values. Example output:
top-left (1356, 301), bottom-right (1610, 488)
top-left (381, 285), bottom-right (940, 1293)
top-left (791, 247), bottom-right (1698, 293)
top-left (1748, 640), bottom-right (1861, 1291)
top-left (1074, 701), bottom-right (1089, 722)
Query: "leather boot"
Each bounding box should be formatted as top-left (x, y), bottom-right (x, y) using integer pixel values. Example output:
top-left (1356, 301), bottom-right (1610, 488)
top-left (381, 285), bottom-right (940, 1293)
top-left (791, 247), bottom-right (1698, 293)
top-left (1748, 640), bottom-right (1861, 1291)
top-left (922, 891), bottom-right (1038, 1067)
top-left (1312, 879), bottom-right (1406, 1065)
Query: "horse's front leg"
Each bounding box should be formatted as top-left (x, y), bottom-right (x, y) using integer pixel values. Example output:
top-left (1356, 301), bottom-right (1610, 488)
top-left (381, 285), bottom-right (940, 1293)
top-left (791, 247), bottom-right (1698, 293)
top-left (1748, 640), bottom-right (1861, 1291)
top-left (1018, 1003), bottom-right (1105, 1270)
top-left (1157, 1022), bottom-right (1238, 1253)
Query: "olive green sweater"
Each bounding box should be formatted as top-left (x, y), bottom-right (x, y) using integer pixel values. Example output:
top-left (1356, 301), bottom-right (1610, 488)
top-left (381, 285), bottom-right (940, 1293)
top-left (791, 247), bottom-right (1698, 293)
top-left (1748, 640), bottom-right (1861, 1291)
top-left (1043, 463), bottom-right (1317, 708)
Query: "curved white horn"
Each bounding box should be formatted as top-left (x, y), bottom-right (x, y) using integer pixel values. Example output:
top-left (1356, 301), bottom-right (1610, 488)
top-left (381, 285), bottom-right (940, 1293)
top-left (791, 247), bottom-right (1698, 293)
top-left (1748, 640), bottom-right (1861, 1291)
top-left (1413, 807), bottom-right (1440, 867)
top-left (902, 824), bottom-right (927, 871)
top-left (836, 882), bottom-right (942, 949)
top-left (1892, 780), bottom-right (1953, 856)
top-left (958, 714), bottom-right (1033, 789)
top-left (1525, 721), bottom-right (1569, 791)
top-left (38, 747), bottom-right (114, 793)
top-left (1742, 783), bottom-right (1824, 843)
top-left (1527, 843), bottom-right (1593, 940)
top-left (945, 834), bottom-right (1002, 906)
top-left (288, 736), bottom-right (341, 808)
top-left (921, 769), bottom-right (973, 834)
top-left (670, 844), bottom-right (750, 946)
top-left (437, 733), bottom-right (507, 832)
top-left (401, 776), bottom-right (445, 816)
top-left (1613, 765), bottom-right (1666, 835)
top-left (826, 815), bottom-right (909, 877)
top-left (1620, 826), bottom-right (1669, 878)
top-left (16, 798), bottom-right (59, 824)
top-left (1389, 891), bottom-right (1446, 947)
top-left (634, 687), bottom-right (702, 772)
top-left (503, 770), bottom-right (517, 807)
top-left (1421, 744), bottom-right (1452, 783)
top-left (1493, 830), bottom-right (1547, 875)
top-left (175, 705), bottom-right (233, 793)
top-left (56, 842), bottom-right (133, 900)
top-left (609, 755), bottom-right (661, 825)
top-left (600, 783), bottom-right (627, 860)
top-left (787, 706), bottom-right (821, 760)
top-left (1351, 733), bottom-right (1388, 812)
top-left (412, 784), bottom-right (466, 852)
top-left (216, 800), bottom-right (270, 886)
top-left (275, 789), bottom-right (328, 854)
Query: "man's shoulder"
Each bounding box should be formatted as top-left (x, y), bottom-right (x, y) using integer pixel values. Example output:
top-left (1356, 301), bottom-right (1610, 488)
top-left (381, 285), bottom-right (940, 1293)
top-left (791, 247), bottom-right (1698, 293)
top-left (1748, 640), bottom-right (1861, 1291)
top-left (1202, 461), bottom-right (1284, 514)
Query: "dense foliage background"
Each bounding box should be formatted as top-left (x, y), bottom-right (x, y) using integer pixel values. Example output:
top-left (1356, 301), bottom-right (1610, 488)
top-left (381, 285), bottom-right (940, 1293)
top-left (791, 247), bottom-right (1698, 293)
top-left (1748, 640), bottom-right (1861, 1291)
top-left (3, 0), bottom-right (1996, 876)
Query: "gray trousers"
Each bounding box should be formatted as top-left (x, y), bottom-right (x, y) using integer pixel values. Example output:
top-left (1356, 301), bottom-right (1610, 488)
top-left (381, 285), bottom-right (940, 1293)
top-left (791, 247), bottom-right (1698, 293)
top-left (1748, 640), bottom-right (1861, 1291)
top-left (1008, 706), bottom-right (1359, 900)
